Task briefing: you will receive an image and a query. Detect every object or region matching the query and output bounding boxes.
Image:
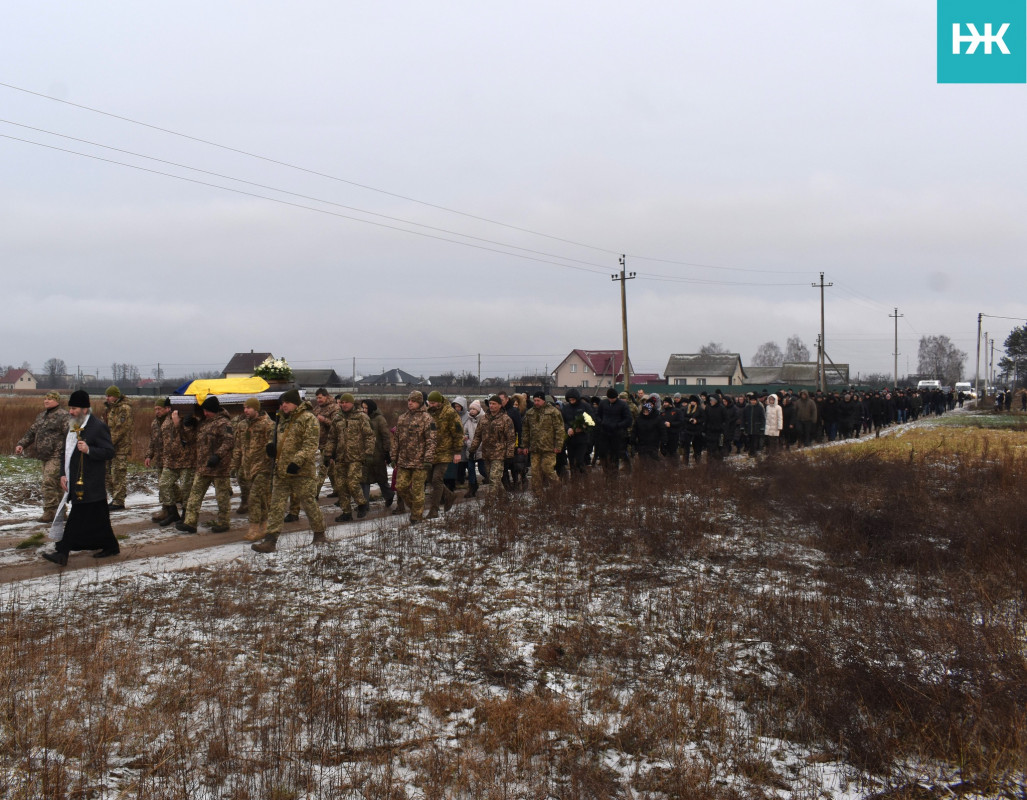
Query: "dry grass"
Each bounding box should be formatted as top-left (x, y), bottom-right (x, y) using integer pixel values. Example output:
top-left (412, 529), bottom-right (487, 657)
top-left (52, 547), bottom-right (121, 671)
top-left (0, 417), bottom-right (1025, 797)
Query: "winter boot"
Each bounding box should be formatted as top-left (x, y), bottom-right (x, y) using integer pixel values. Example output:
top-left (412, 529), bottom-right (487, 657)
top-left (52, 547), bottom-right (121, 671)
top-left (151, 507), bottom-right (168, 523)
top-left (158, 505), bottom-right (180, 527)
top-left (356, 504), bottom-right (368, 519)
top-left (284, 513), bottom-right (300, 523)
top-left (251, 534), bottom-right (278, 553)
top-left (37, 510), bottom-right (56, 524)
top-left (443, 490), bottom-right (456, 512)
top-left (383, 490), bottom-right (395, 508)
top-left (244, 523), bottom-right (264, 542)
top-left (311, 530), bottom-right (328, 546)
top-left (210, 522), bottom-right (230, 534)
top-left (236, 503), bottom-right (248, 515)
top-left (175, 521), bottom-right (198, 534)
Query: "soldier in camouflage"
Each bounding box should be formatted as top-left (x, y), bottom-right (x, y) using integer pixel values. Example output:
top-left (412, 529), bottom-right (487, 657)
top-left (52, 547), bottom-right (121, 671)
top-left (313, 388), bottom-right (339, 499)
top-left (361, 399), bottom-right (394, 508)
top-left (425, 391), bottom-right (463, 518)
top-left (521, 391), bottom-right (566, 492)
top-left (102, 386), bottom-right (134, 509)
top-left (176, 395), bottom-right (235, 534)
top-left (390, 391), bottom-right (437, 524)
top-left (252, 389), bottom-right (327, 552)
top-left (155, 403), bottom-right (199, 526)
top-left (230, 411), bottom-right (250, 515)
top-left (324, 392), bottom-right (374, 521)
top-left (239, 398), bottom-right (274, 541)
top-left (145, 398), bottom-right (172, 522)
top-left (15, 391), bottom-right (70, 522)
top-left (469, 395), bottom-right (516, 494)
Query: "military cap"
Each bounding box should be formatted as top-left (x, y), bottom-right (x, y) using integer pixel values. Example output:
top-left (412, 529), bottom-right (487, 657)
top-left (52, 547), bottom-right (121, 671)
top-left (105, 385), bottom-right (121, 398)
top-left (202, 395), bottom-right (221, 412)
top-left (408, 390), bottom-right (424, 405)
top-left (280, 389), bottom-right (302, 405)
top-left (427, 390), bottom-right (445, 404)
top-left (339, 392), bottom-right (355, 404)
top-left (244, 397), bottom-right (261, 411)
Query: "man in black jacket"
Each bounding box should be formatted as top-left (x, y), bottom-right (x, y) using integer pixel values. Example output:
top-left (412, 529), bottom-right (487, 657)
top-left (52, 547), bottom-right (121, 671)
top-left (45, 390), bottom-right (119, 566)
top-left (596, 388), bottom-right (632, 473)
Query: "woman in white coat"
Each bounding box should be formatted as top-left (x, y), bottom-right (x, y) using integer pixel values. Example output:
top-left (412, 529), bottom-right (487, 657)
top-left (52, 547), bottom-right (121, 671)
top-left (764, 393), bottom-right (784, 455)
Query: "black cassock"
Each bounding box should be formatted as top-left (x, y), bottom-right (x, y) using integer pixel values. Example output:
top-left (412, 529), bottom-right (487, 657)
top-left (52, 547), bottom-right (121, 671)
top-left (58, 413), bottom-right (118, 555)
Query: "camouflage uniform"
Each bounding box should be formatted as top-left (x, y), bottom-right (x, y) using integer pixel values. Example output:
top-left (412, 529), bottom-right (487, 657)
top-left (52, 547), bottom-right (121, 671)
top-left (365, 406), bottom-right (393, 505)
top-left (522, 402), bottom-right (566, 491)
top-left (240, 411), bottom-right (274, 525)
top-left (266, 402), bottom-right (325, 536)
top-left (313, 399), bottom-right (339, 496)
top-left (103, 397), bottom-right (134, 505)
top-left (16, 403), bottom-right (70, 518)
top-left (427, 402), bottom-right (463, 514)
top-left (158, 410), bottom-right (197, 508)
top-left (183, 410), bottom-right (235, 529)
top-left (390, 405), bottom-right (437, 522)
top-left (324, 407), bottom-right (374, 514)
top-left (469, 409), bottom-right (516, 494)
top-left (230, 415), bottom-right (250, 510)
top-left (145, 412), bottom-right (165, 479)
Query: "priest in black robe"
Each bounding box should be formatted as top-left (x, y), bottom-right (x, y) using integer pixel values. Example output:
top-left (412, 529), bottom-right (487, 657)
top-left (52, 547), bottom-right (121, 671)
top-left (43, 390), bottom-right (120, 566)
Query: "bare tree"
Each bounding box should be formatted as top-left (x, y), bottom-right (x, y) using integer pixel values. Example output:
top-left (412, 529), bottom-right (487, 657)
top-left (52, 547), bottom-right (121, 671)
top-left (750, 341), bottom-right (784, 367)
top-left (42, 358), bottom-right (67, 388)
top-left (19, 361), bottom-right (31, 372)
top-left (699, 342), bottom-right (728, 355)
top-left (784, 335), bottom-right (810, 362)
top-left (456, 370), bottom-right (480, 386)
top-left (917, 335), bottom-right (966, 386)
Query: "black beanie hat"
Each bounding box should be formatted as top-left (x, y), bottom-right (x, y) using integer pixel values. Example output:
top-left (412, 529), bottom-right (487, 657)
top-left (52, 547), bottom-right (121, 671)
top-left (69, 390), bottom-right (90, 408)
top-left (533, 391), bottom-right (546, 400)
top-left (202, 395), bottom-right (221, 413)
top-left (606, 388), bottom-right (618, 399)
top-left (280, 389), bottom-right (302, 405)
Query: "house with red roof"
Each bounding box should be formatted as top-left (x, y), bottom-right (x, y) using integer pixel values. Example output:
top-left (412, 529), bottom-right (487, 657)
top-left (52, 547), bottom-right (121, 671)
top-left (551, 349), bottom-right (636, 390)
top-left (0, 368), bottom-right (38, 392)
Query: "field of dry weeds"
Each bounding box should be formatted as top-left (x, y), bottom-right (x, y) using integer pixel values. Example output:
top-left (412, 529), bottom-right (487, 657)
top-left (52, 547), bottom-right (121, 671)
top-left (0, 412), bottom-right (1025, 799)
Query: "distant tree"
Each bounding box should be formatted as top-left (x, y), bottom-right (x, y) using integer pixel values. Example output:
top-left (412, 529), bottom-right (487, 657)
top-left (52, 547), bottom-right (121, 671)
top-left (19, 361), bottom-right (31, 371)
top-left (111, 363), bottom-right (141, 384)
top-left (480, 376), bottom-right (506, 388)
top-left (455, 370), bottom-right (480, 386)
top-left (1000, 325), bottom-right (1027, 387)
top-left (185, 370), bottom-right (222, 380)
top-left (784, 335), bottom-right (810, 363)
top-left (435, 371), bottom-right (458, 387)
top-left (750, 341), bottom-right (784, 367)
top-left (699, 342), bottom-right (728, 355)
top-left (859, 371), bottom-right (897, 388)
top-left (917, 335), bottom-right (966, 386)
top-left (42, 358), bottom-right (67, 388)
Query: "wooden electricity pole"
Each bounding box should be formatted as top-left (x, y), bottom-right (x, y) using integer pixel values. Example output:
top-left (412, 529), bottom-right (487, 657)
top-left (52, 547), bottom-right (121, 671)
top-left (812, 272), bottom-right (833, 392)
top-left (889, 308), bottom-right (903, 387)
top-left (612, 255), bottom-right (635, 394)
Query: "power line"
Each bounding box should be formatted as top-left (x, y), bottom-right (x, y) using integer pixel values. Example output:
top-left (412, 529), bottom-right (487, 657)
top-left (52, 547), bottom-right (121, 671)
top-left (1, 132), bottom-right (614, 277)
top-left (0, 118), bottom-right (616, 274)
top-left (0, 80), bottom-right (840, 283)
top-left (0, 80), bottom-right (622, 257)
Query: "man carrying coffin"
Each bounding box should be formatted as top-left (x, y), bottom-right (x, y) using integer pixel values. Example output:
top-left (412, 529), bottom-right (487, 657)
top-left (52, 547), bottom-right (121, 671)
top-left (43, 390), bottom-right (120, 566)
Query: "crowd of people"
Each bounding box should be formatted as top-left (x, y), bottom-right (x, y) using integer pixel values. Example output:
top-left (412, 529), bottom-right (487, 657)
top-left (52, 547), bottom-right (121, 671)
top-left (12, 381), bottom-right (1011, 565)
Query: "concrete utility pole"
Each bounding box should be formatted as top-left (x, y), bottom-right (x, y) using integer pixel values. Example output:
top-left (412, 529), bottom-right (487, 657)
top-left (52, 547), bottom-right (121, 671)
top-left (611, 254), bottom-right (635, 394)
top-left (812, 272), bottom-right (833, 392)
top-left (890, 308), bottom-right (903, 388)
top-left (975, 312), bottom-right (982, 399)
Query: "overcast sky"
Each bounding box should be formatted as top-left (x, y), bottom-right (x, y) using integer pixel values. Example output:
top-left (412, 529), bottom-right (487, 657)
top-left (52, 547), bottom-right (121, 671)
top-left (2, 2), bottom-right (1024, 383)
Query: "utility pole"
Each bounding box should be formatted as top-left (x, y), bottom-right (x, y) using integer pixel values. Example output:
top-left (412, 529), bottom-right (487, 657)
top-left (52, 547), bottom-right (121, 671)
top-left (812, 272), bottom-right (833, 392)
top-left (352, 356), bottom-right (356, 388)
top-left (611, 254), bottom-right (636, 394)
top-left (889, 308), bottom-right (903, 388)
top-left (990, 338), bottom-right (995, 386)
top-left (478, 353), bottom-right (481, 387)
top-left (975, 312), bottom-right (982, 399)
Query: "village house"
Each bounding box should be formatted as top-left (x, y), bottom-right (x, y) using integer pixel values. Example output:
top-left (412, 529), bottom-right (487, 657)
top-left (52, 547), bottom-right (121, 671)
top-left (663, 354), bottom-right (747, 387)
top-left (0, 368), bottom-right (38, 392)
top-left (221, 352), bottom-right (274, 379)
top-left (552, 349), bottom-right (635, 390)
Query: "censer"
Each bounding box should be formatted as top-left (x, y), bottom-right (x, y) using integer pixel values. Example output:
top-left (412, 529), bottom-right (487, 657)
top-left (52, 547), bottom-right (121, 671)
top-left (74, 427), bottom-right (86, 501)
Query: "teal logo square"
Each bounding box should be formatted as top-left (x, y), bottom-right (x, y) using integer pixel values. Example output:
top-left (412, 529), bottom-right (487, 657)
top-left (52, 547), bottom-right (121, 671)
top-left (938, 0), bottom-right (1027, 83)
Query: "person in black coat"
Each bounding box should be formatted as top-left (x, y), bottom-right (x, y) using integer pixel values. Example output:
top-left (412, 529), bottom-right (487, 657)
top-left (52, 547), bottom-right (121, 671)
top-left (741, 394), bottom-right (766, 457)
top-left (45, 390), bottom-right (119, 566)
top-left (561, 388), bottom-right (594, 474)
top-left (703, 395), bottom-right (728, 459)
top-left (631, 402), bottom-right (663, 463)
top-left (658, 397), bottom-right (683, 459)
top-left (596, 388), bottom-right (632, 472)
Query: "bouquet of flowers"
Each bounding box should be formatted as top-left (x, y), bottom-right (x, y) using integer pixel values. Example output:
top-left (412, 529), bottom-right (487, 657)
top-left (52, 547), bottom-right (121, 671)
top-left (573, 411), bottom-right (595, 433)
top-left (254, 356), bottom-right (293, 382)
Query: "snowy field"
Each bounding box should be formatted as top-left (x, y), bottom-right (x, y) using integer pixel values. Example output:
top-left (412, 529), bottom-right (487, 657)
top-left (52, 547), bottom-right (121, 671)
top-left (1, 412), bottom-right (1025, 799)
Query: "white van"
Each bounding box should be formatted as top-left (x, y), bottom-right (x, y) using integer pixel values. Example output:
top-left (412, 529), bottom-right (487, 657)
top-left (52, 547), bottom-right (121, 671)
top-left (917, 380), bottom-right (942, 390)
top-left (954, 381), bottom-right (975, 398)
